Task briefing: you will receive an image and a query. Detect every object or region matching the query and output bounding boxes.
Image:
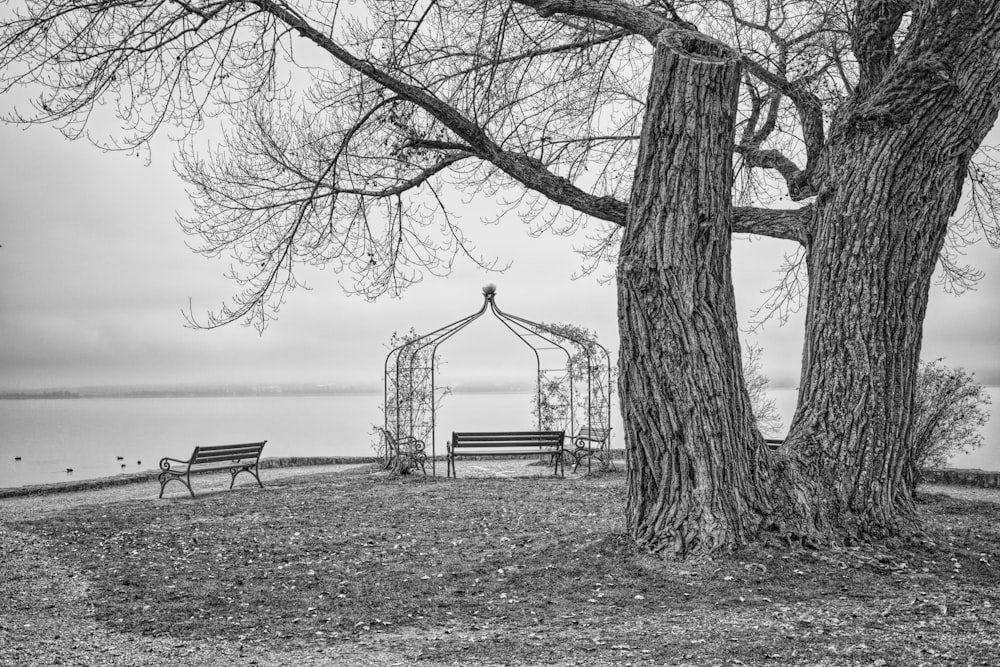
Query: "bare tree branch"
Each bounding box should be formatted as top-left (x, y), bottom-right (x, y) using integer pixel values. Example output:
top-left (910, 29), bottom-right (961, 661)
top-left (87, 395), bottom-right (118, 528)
top-left (732, 205), bottom-right (812, 245)
top-left (851, 0), bottom-right (910, 98)
top-left (251, 0), bottom-right (628, 225)
top-left (712, 1), bottom-right (843, 200)
top-left (511, 0), bottom-right (674, 41)
top-left (735, 143), bottom-right (813, 201)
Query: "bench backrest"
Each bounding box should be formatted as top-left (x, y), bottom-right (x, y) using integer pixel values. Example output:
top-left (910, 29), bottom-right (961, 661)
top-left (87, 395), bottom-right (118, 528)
top-left (191, 441), bottom-right (266, 465)
top-left (575, 426), bottom-right (610, 442)
top-left (765, 438), bottom-right (783, 451)
top-left (451, 431), bottom-right (565, 449)
top-left (381, 428), bottom-right (423, 447)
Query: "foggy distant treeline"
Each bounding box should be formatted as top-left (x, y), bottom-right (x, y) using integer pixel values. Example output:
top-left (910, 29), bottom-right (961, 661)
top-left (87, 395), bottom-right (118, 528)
top-left (0, 381), bottom-right (533, 400)
top-left (0, 390), bottom-right (80, 400)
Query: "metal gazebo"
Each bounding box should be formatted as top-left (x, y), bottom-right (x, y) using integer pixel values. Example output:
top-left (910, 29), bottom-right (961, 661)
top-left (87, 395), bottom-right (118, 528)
top-left (382, 284), bottom-right (613, 475)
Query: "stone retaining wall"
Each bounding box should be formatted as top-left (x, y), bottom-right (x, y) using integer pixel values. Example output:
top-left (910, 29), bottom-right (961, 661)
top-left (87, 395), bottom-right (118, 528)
top-left (5, 456), bottom-right (994, 499)
top-left (922, 468), bottom-right (1000, 489)
top-left (0, 456), bottom-right (379, 499)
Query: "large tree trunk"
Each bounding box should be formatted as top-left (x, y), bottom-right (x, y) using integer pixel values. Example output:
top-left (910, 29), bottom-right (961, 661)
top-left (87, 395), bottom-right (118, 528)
top-left (781, 147), bottom-right (954, 540)
top-left (782, 3), bottom-right (1000, 541)
top-left (618, 34), bottom-right (772, 557)
top-left (784, 142), bottom-right (987, 539)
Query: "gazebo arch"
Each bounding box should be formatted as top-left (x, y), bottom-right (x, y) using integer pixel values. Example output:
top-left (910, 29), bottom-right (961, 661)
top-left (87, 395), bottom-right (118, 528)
top-left (383, 284), bottom-right (613, 475)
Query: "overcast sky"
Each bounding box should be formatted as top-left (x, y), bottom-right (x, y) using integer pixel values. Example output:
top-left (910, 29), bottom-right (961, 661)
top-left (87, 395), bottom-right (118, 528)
top-left (1, 119), bottom-right (999, 392)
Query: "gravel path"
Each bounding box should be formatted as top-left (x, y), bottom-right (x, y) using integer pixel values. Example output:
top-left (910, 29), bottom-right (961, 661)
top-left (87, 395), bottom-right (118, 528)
top-left (920, 483), bottom-right (1000, 504)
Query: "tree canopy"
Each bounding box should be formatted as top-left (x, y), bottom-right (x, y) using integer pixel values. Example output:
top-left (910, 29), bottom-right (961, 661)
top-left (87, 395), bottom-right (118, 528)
top-left (8, 1), bottom-right (995, 328)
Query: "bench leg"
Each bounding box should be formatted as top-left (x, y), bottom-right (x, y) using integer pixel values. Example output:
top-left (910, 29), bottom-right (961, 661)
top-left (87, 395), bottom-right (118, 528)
top-left (230, 465), bottom-right (263, 489)
top-left (570, 448), bottom-right (615, 474)
top-left (158, 473), bottom-right (194, 498)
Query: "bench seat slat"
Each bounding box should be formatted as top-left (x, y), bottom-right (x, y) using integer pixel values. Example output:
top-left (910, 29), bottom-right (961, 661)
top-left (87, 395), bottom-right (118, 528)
top-left (192, 450), bottom-right (261, 460)
top-left (193, 444), bottom-right (264, 456)
top-left (450, 441), bottom-right (562, 448)
top-left (191, 451), bottom-right (263, 464)
top-left (453, 433), bottom-right (562, 437)
top-left (195, 442), bottom-right (265, 452)
top-left (447, 448), bottom-right (561, 455)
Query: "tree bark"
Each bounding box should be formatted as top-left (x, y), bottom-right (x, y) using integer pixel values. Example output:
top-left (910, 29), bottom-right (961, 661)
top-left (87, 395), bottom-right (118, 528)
top-left (782, 2), bottom-right (1000, 541)
top-left (617, 34), bottom-right (772, 557)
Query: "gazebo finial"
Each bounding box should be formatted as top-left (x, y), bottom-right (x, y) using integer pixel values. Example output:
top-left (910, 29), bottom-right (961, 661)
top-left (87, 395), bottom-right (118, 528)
top-left (482, 283), bottom-right (497, 299)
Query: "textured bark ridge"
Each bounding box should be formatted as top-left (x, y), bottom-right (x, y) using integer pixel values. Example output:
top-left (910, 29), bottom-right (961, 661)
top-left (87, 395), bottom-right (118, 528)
top-left (783, 3), bottom-right (1000, 541)
top-left (618, 35), bottom-right (772, 556)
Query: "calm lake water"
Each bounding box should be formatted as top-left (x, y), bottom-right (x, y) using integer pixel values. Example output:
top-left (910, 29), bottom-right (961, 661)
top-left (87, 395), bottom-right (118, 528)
top-left (1, 388), bottom-right (996, 489)
top-left (0, 391), bottom-right (561, 488)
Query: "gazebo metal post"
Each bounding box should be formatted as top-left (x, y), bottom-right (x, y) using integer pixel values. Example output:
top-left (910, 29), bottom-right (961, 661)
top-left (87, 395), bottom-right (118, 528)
top-left (496, 305), bottom-right (610, 436)
top-left (384, 300), bottom-right (487, 472)
top-left (507, 307), bottom-right (615, 464)
top-left (487, 296), bottom-right (570, 431)
top-left (493, 291), bottom-right (615, 461)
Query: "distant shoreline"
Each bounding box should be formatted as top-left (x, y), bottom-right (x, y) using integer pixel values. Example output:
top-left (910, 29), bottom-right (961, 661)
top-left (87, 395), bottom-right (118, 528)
top-left (0, 388), bottom-right (379, 400)
top-left (0, 385), bottom-right (536, 400)
top-left (0, 390), bottom-right (81, 400)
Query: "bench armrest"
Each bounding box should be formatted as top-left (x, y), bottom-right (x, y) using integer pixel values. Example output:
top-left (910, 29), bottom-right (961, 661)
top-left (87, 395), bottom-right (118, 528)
top-left (159, 456), bottom-right (190, 471)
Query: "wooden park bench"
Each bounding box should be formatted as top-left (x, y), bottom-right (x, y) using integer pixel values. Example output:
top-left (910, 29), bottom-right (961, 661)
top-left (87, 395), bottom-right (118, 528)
top-left (569, 426), bottom-right (615, 473)
top-left (377, 427), bottom-right (427, 475)
top-left (447, 431), bottom-right (567, 478)
top-left (158, 441), bottom-right (267, 498)
top-left (765, 438), bottom-right (784, 451)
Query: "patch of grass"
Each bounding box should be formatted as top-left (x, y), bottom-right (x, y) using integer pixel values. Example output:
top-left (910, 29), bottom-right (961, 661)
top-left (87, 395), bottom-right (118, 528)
top-left (20, 468), bottom-right (1000, 665)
